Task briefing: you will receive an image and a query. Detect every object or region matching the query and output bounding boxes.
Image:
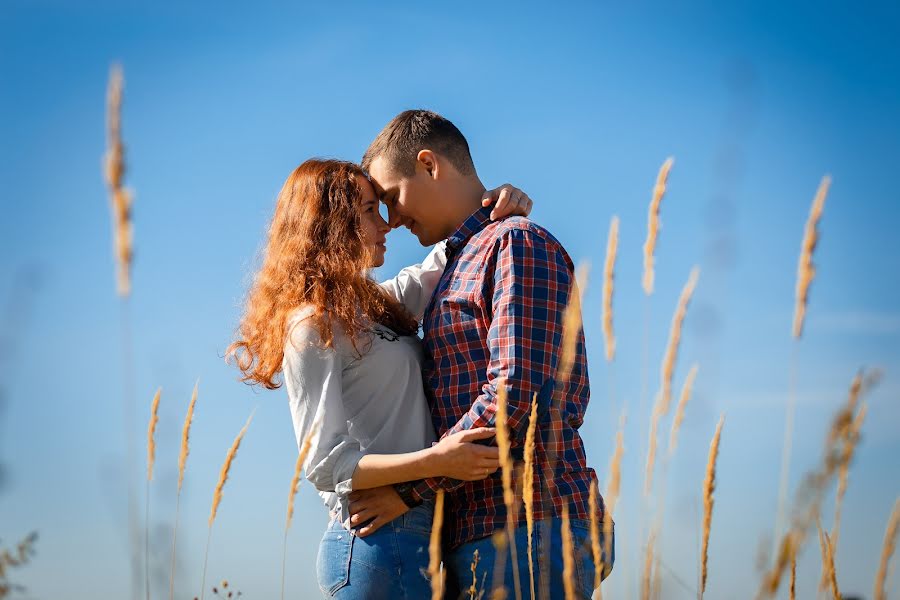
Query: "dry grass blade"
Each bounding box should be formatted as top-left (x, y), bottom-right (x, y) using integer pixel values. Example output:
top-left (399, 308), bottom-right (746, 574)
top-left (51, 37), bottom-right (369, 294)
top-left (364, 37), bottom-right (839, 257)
top-left (827, 400), bottom-right (867, 584)
top-left (523, 394), bottom-right (539, 600)
top-left (558, 263), bottom-right (590, 385)
top-left (792, 175), bottom-right (831, 338)
top-left (759, 370), bottom-right (880, 598)
top-left (641, 529), bottom-right (656, 600)
top-left (668, 364), bottom-right (698, 457)
top-left (210, 411), bottom-right (255, 527)
top-left (700, 414), bottom-right (725, 598)
top-left (170, 380), bottom-right (198, 600)
top-left (874, 498), bottom-right (900, 600)
top-left (789, 551), bottom-right (796, 600)
top-left (816, 517), bottom-right (840, 599)
top-left (103, 63), bottom-right (133, 297)
top-left (561, 504), bottom-right (576, 600)
top-left (642, 157), bottom-right (674, 296)
top-left (147, 388), bottom-right (161, 481)
top-left (604, 412), bottom-right (624, 569)
top-left (495, 382), bottom-right (522, 600)
top-left (602, 216), bottom-right (619, 361)
top-left (430, 490), bottom-right (446, 600)
top-left (589, 480), bottom-right (603, 598)
top-left (469, 549), bottom-right (481, 600)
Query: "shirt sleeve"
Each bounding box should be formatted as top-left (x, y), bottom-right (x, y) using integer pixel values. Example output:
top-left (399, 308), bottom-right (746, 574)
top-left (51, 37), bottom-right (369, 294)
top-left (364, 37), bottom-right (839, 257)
top-left (283, 320), bottom-right (366, 496)
top-left (406, 228), bottom-right (573, 503)
top-left (378, 241), bottom-right (448, 321)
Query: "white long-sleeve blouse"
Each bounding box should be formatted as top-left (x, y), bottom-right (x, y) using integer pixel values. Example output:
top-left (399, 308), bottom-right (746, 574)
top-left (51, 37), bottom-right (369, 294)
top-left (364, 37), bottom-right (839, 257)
top-left (282, 242), bottom-right (447, 526)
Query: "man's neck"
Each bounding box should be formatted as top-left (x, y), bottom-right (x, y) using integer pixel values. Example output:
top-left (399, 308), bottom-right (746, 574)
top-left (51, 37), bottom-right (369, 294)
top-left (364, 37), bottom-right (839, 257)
top-left (442, 176), bottom-right (486, 236)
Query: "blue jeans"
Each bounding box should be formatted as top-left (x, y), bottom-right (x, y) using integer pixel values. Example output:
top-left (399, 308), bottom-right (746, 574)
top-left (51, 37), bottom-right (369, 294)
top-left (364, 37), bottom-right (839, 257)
top-left (445, 518), bottom-right (614, 600)
top-left (316, 502), bottom-right (435, 599)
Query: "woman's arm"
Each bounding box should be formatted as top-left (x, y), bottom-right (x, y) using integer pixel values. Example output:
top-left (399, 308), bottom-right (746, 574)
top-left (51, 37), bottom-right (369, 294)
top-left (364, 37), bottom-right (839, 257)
top-left (350, 427), bottom-right (500, 490)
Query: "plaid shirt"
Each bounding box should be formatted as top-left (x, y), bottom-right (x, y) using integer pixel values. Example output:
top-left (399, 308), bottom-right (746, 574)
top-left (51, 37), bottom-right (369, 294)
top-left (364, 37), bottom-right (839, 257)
top-left (408, 206), bottom-right (602, 549)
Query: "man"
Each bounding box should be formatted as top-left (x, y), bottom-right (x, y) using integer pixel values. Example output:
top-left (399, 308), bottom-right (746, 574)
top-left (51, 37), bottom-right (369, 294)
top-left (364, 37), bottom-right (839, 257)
top-left (348, 110), bottom-right (613, 599)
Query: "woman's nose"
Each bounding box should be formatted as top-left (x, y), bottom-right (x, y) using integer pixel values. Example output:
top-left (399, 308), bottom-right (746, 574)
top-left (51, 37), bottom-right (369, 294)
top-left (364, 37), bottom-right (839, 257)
top-left (376, 210), bottom-right (391, 232)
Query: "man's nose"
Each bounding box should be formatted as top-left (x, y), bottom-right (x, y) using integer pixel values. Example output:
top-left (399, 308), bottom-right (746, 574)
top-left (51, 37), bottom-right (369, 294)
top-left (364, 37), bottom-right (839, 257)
top-left (386, 204), bottom-right (403, 229)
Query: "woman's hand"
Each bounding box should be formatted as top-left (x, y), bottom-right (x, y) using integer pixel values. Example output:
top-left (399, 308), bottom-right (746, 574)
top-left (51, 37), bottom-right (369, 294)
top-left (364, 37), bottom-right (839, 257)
top-left (428, 427), bottom-right (501, 481)
top-left (482, 184), bottom-right (534, 220)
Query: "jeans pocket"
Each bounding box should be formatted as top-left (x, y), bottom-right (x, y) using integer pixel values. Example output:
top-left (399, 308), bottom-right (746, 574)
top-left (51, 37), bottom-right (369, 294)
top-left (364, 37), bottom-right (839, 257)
top-left (317, 526), bottom-right (354, 596)
top-left (401, 502), bottom-right (435, 534)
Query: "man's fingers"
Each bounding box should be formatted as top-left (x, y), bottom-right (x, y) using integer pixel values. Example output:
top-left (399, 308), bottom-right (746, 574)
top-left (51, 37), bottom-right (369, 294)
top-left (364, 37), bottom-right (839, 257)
top-left (357, 517), bottom-right (384, 538)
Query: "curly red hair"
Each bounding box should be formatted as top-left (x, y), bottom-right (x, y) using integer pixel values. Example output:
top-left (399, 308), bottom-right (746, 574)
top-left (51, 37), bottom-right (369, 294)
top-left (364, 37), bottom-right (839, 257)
top-left (227, 158), bottom-right (417, 389)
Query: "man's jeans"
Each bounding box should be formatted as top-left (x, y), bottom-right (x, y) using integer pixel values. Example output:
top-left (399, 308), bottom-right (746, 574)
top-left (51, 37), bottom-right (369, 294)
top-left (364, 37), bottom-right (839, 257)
top-left (445, 518), bottom-right (615, 600)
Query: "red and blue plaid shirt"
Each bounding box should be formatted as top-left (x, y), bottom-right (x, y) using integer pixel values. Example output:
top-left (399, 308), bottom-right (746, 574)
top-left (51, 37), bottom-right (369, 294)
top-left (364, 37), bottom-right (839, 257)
top-left (409, 206), bottom-right (602, 549)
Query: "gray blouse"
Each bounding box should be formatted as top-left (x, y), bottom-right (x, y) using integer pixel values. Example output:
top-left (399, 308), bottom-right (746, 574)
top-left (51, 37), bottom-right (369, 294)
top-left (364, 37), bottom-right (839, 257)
top-left (283, 242), bottom-right (447, 526)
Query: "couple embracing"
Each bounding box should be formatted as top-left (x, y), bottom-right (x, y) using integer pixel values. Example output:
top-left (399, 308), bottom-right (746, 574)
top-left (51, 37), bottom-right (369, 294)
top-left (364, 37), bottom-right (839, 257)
top-left (229, 110), bottom-right (614, 599)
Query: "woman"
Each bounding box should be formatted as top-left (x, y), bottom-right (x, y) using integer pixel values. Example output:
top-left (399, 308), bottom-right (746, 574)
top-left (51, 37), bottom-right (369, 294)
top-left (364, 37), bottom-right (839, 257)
top-left (227, 158), bottom-right (533, 599)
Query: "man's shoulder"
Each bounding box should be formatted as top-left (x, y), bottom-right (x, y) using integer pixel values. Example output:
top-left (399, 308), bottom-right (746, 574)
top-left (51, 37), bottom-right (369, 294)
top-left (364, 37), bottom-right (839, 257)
top-left (473, 216), bottom-right (565, 251)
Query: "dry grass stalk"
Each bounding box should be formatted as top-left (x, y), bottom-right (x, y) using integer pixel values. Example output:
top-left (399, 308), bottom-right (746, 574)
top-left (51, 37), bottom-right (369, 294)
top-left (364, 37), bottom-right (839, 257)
top-left (668, 364), bottom-right (698, 457)
top-left (759, 371), bottom-right (880, 598)
top-left (490, 531), bottom-right (509, 600)
top-left (604, 412), bottom-right (625, 569)
top-left (557, 263), bottom-right (590, 385)
top-left (641, 530), bottom-right (656, 600)
top-left (145, 387), bottom-right (160, 600)
top-left (170, 380), bottom-right (198, 600)
top-left (816, 517), bottom-right (840, 599)
top-left (281, 410), bottom-right (325, 600)
top-left (874, 498), bottom-right (900, 600)
top-left (201, 411), bottom-right (254, 600)
top-left (700, 414), bottom-right (725, 599)
top-left (602, 216), bottom-right (619, 361)
top-left (642, 157), bottom-right (674, 296)
top-left (792, 175), bottom-right (831, 338)
top-left (495, 382), bottom-right (522, 600)
top-left (469, 549), bottom-right (481, 600)
top-left (429, 490), bottom-right (446, 600)
top-left (103, 63), bottom-right (133, 297)
top-left (561, 504), bottom-right (576, 600)
top-left (522, 394), bottom-right (539, 600)
top-left (588, 480), bottom-right (603, 597)
top-left (789, 552), bottom-right (796, 600)
top-left (645, 267), bottom-right (699, 496)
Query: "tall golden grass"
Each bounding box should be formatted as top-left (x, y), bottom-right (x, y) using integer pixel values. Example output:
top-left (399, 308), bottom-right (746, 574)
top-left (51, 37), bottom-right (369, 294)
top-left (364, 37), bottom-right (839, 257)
top-left (668, 364), bottom-right (698, 458)
top-left (495, 382), bottom-right (522, 600)
top-left (642, 157), bottom-right (674, 296)
top-left (700, 415), bottom-right (724, 599)
top-left (874, 497), bottom-right (899, 600)
top-left (792, 175), bottom-right (831, 338)
top-left (602, 216), bottom-right (619, 362)
top-left (145, 388), bottom-right (161, 600)
top-left (558, 263), bottom-right (590, 385)
top-left (561, 504), bottom-right (576, 600)
top-left (429, 490), bottom-right (446, 600)
top-left (170, 380), bottom-right (198, 600)
top-left (103, 63), bottom-right (133, 298)
top-left (523, 394), bottom-right (539, 600)
top-left (816, 517), bottom-right (840, 599)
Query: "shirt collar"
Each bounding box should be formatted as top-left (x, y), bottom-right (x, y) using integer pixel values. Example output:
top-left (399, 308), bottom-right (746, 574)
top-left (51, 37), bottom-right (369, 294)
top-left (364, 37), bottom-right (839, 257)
top-left (446, 205), bottom-right (493, 253)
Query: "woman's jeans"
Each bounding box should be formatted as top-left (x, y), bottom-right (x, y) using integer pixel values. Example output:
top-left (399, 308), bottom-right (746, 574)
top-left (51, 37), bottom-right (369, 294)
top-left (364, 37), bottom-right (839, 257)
top-left (445, 518), bottom-right (615, 600)
top-left (316, 501), bottom-right (435, 599)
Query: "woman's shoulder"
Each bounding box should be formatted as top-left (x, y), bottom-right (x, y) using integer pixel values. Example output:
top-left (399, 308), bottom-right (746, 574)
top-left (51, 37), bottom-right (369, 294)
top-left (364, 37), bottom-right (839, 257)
top-left (285, 305), bottom-right (351, 354)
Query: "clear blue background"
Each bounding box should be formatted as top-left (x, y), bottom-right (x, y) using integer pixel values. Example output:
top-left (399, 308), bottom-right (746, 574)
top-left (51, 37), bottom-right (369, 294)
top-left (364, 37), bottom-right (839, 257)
top-left (1, 1), bottom-right (898, 598)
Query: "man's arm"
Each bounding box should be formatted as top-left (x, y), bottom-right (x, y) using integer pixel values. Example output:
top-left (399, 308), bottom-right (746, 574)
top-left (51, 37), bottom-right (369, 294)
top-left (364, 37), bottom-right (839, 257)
top-left (404, 227), bottom-right (575, 503)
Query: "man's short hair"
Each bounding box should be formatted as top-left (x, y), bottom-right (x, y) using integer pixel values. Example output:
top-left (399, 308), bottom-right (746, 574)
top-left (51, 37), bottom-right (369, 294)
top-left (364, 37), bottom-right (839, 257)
top-left (362, 110), bottom-right (475, 177)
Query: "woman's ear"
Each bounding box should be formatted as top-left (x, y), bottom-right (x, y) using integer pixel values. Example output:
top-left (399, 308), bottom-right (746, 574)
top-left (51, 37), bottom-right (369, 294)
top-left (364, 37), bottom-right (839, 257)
top-left (416, 149), bottom-right (439, 179)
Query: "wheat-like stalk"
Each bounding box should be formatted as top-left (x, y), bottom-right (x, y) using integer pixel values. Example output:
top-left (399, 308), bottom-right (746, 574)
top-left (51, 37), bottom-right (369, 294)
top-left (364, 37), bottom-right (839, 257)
top-left (495, 382), bottom-right (522, 600)
top-left (602, 216), bottom-right (619, 362)
top-left (604, 412), bottom-right (624, 572)
top-left (792, 175), bottom-right (831, 338)
top-left (789, 551), bottom-right (796, 600)
top-left (642, 157), bottom-right (674, 296)
top-left (645, 267), bottom-right (699, 496)
top-left (816, 517), bottom-right (840, 599)
top-left (558, 263), bottom-right (590, 385)
top-left (170, 380), bottom-right (198, 600)
top-left (145, 387), bottom-right (160, 600)
top-left (588, 480), bottom-right (603, 598)
top-left (103, 63), bottom-right (133, 298)
top-left (429, 490), bottom-right (446, 600)
top-left (700, 414), bottom-right (724, 598)
top-left (668, 364), bottom-right (698, 457)
top-left (469, 549), bottom-right (481, 600)
top-left (641, 529), bottom-right (656, 600)
top-left (759, 371), bottom-right (880, 598)
top-left (523, 394), bottom-right (539, 600)
top-left (201, 410), bottom-right (254, 600)
top-left (874, 498), bottom-right (900, 600)
top-left (281, 409), bottom-right (324, 600)
top-left (561, 504), bottom-right (576, 600)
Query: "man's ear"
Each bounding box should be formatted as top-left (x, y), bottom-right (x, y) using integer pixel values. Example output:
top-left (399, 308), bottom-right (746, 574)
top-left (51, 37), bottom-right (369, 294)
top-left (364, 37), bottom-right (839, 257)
top-left (416, 149), bottom-right (439, 180)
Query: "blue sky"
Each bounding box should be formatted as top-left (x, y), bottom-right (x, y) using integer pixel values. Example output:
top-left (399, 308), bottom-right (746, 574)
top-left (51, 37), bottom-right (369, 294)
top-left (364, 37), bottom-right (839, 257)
top-left (1, 1), bottom-right (898, 598)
